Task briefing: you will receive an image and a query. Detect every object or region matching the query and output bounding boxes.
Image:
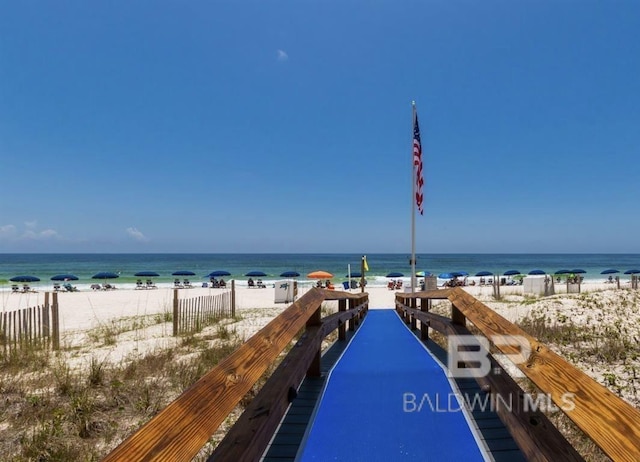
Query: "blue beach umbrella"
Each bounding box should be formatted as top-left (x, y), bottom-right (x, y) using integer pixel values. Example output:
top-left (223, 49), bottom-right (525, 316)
top-left (280, 271), bottom-right (300, 278)
top-left (624, 269), bottom-right (640, 275)
top-left (600, 269), bottom-right (620, 275)
top-left (503, 270), bottom-right (521, 276)
top-left (92, 272), bottom-right (119, 280)
top-left (438, 273), bottom-right (454, 279)
top-left (208, 270), bottom-right (231, 277)
top-left (570, 269), bottom-right (586, 274)
top-left (475, 271), bottom-right (493, 277)
top-left (452, 271), bottom-right (468, 277)
top-left (134, 271), bottom-right (160, 277)
top-left (172, 270), bottom-right (196, 276)
top-left (386, 272), bottom-right (405, 278)
top-left (528, 269), bottom-right (546, 275)
top-left (245, 271), bottom-right (267, 277)
top-left (10, 275), bottom-right (41, 283)
top-left (51, 274), bottom-right (79, 281)
top-left (554, 269), bottom-right (571, 275)
top-left (415, 271), bottom-right (432, 277)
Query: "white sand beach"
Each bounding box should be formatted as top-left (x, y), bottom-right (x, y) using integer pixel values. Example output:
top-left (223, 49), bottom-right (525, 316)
top-left (0, 280), bottom-right (619, 332)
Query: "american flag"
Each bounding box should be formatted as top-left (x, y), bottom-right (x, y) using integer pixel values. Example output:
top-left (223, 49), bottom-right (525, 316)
top-left (413, 110), bottom-right (424, 215)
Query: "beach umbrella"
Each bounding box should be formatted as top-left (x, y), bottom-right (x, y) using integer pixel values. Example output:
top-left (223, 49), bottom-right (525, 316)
top-left (134, 271), bottom-right (160, 277)
top-left (345, 272), bottom-right (362, 278)
top-left (570, 269), bottom-right (586, 274)
top-left (624, 269), bottom-right (640, 275)
top-left (50, 274), bottom-right (79, 281)
top-left (208, 270), bottom-right (231, 277)
top-left (245, 271), bottom-right (267, 277)
top-left (92, 272), bottom-right (119, 280)
top-left (307, 271), bottom-right (333, 279)
top-left (475, 271), bottom-right (493, 277)
top-left (528, 269), bottom-right (546, 275)
top-left (554, 269), bottom-right (571, 275)
top-left (438, 273), bottom-right (454, 279)
top-left (415, 271), bottom-right (432, 277)
top-left (386, 272), bottom-right (404, 278)
top-left (172, 270), bottom-right (196, 276)
top-left (503, 270), bottom-right (521, 276)
top-left (10, 275), bottom-right (40, 283)
top-left (279, 271), bottom-right (300, 278)
top-left (452, 271), bottom-right (468, 277)
top-left (600, 269), bottom-right (620, 274)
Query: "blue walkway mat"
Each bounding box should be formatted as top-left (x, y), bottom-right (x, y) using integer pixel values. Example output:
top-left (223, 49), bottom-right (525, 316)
top-left (296, 309), bottom-right (489, 461)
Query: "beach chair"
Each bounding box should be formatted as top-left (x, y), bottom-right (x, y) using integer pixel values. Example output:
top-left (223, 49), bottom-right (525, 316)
top-left (22, 284), bottom-right (32, 293)
top-left (248, 279), bottom-right (256, 288)
top-left (53, 283), bottom-right (62, 292)
top-left (63, 283), bottom-right (77, 292)
top-left (395, 280), bottom-right (403, 290)
top-left (183, 279), bottom-right (193, 288)
top-left (135, 279), bottom-right (144, 290)
top-left (11, 284), bottom-right (20, 293)
top-left (91, 284), bottom-right (101, 291)
top-left (387, 280), bottom-right (395, 290)
top-left (146, 279), bottom-right (157, 289)
top-left (174, 279), bottom-right (183, 289)
top-left (256, 279), bottom-right (266, 288)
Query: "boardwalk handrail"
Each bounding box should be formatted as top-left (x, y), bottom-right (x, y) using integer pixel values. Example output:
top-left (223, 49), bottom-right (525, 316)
top-left (396, 287), bottom-right (640, 462)
top-left (102, 288), bottom-right (368, 462)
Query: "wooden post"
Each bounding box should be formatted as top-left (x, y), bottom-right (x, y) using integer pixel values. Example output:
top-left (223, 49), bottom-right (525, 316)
top-left (51, 292), bottom-right (60, 350)
top-left (43, 292), bottom-right (50, 339)
top-left (451, 303), bottom-right (466, 327)
top-left (420, 298), bottom-right (429, 340)
top-left (348, 298), bottom-right (355, 331)
top-left (410, 298), bottom-right (417, 330)
top-left (306, 306), bottom-right (322, 377)
top-left (231, 280), bottom-right (236, 317)
top-left (173, 289), bottom-right (179, 336)
top-left (338, 299), bottom-right (346, 340)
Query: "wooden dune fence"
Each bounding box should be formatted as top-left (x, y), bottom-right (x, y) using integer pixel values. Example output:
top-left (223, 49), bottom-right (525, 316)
top-left (172, 283), bottom-right (235, 336)
top-left (1, 292), bottom-right (60, 353)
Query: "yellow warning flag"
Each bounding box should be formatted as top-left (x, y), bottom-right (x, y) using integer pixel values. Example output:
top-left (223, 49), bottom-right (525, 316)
top-left (363, 255), bottom-right (369, 272)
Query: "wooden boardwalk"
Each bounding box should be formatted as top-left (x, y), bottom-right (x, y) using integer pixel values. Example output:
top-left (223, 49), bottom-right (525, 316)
top-left (262, 333), bottom-right (353, 461)
top-left (263, 312), bottom-right (526, 461)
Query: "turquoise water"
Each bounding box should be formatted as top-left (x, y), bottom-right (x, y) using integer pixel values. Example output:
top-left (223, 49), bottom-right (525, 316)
top-left (0, 253), bottom-right (638, 291)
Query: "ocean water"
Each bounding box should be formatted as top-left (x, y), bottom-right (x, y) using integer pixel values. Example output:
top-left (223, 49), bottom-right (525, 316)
top-left (1, 253), bottom-right (639, 292)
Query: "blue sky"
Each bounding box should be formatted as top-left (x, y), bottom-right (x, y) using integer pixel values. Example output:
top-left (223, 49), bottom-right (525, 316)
top-left (1, 1), bottom-right (639, 253)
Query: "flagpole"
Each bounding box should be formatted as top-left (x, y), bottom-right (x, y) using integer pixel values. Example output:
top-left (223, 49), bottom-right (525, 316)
top-left (411, 101), bottom-right (417, 292)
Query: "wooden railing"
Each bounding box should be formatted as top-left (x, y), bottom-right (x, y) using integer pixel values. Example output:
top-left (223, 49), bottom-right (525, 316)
top-left (1, 292), bottom-right (60, 352)
top-left (396, 287), bottom-right (640, 462)
top-left (102, 287), bottom-right (368, 462)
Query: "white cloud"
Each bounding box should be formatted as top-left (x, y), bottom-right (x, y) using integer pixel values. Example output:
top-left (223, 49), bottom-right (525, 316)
top-left (0, 223), bottom-right (59, 241)
top-left (0, 224), bottom-right (17, 238)
top-left (127, 227), bottom-right (149, 242)
top-left (21, 228), bottom-right (60, 240)
top-left (277, 49), bottom-right (289, 62)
